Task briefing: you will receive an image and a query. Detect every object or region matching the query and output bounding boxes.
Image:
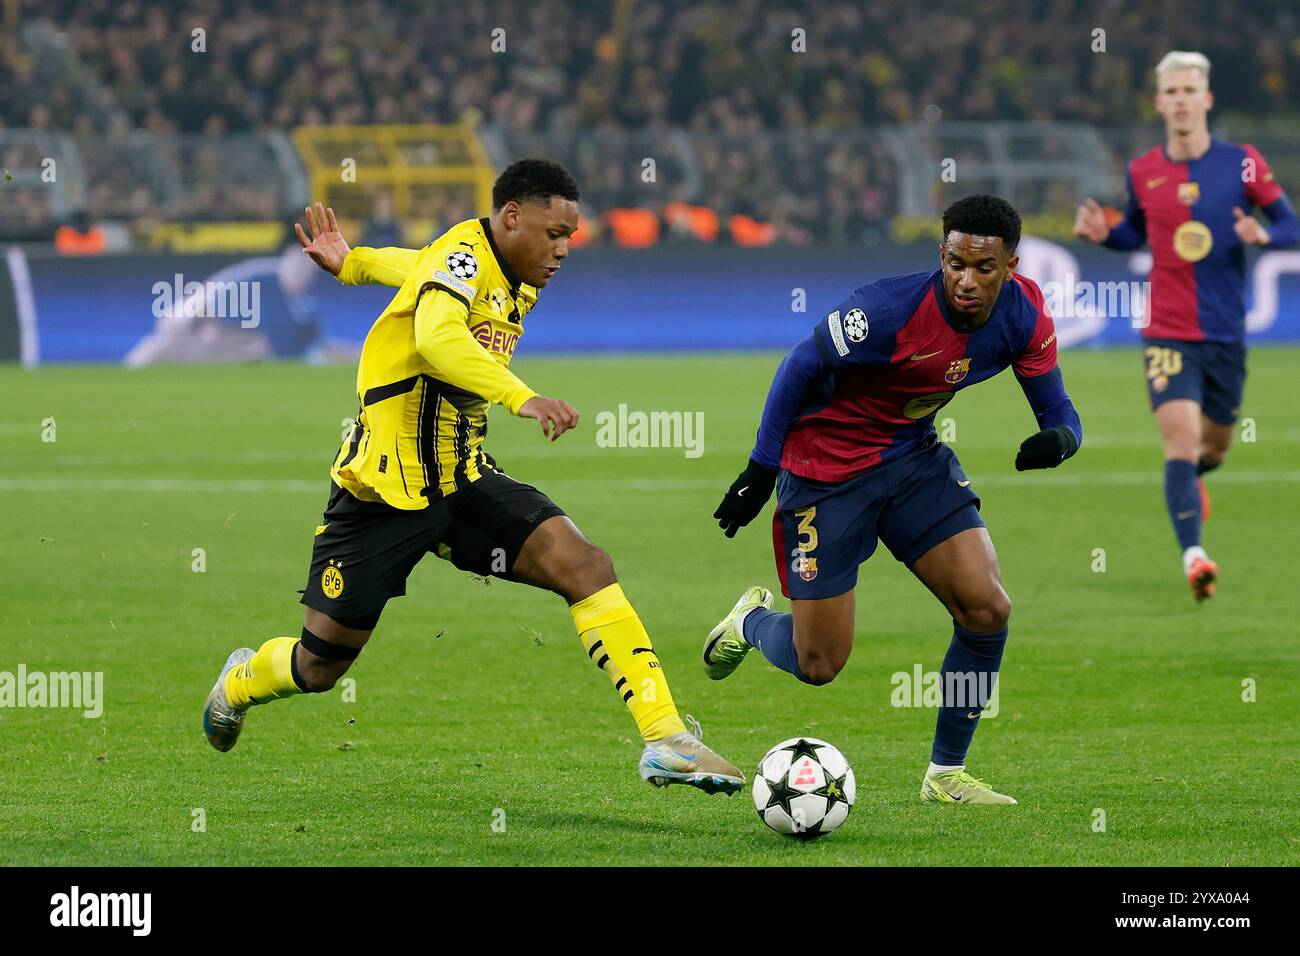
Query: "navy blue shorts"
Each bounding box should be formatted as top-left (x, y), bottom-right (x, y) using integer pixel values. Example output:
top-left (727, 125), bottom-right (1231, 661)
top-left (770, 441), bottom-right (985, 600)
top-left (1142, 338), bottom-right (1246, 426)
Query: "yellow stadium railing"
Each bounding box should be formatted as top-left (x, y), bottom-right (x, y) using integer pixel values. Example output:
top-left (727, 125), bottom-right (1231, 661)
top-left (291, 124), bottom-right (494, 236)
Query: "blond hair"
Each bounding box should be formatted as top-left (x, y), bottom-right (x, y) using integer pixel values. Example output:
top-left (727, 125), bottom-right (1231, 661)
top-left (1155, 51), bottom-right (1211, 83)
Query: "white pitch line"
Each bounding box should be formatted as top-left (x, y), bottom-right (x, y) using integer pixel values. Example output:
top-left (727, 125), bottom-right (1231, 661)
top-left (2, 470), bottom-right (1300, 494)
top-left (0, 478), bottom-right (325, 493)
top-left (605, 470), bottom-right (1300, 492)
top-left (9, 431), bottom-right (1300, 464)
top-left (20, 445), bottom-right (631, 467)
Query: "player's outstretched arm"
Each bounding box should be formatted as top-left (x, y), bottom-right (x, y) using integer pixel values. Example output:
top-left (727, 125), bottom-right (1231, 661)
top-left (1072, 198), bottom-right (1111, 243)
top-left (715, 459), bottom-right (778, 538)
top-left (1234, 200), bottom-right (1299, 248)
top-left (295, 201), bottom-right (417, 287)
top-left (1076, 174), bottom-right (1145, 250)
top-left (714, 333), bottom-right (824, 537)
top-left (517, 396), bottom-right (580, 442)
top-left (413, 287), bottom-right (578, 441)
top-left (1235, 146), bottom-right (1300, 249)
top-left (1011, 288), bottom-right (1082, 471)
top-left (1014, 368), bottom-right (1083, 471)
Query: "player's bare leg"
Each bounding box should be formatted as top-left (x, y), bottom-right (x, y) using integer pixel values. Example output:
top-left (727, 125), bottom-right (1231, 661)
top-left (1197, 414), bottom-right (1234, 521)
top-left (910, 527), bottom-right (1010, 634)
top-left (510, 514), bottom-right (616, 603)
top-left (1155, 398), bottom-right (1201, 459)
top-left (705, 584), bottom-right (855, 685)
top-left (705, 579), bottom-right (854, 685)
top-left (1156, 399), bottom-right (1217, 599)
top-left (297, 610), bottom-right (372, 690)
top-left (789, 592), bottom-right (856, 685)
top-left (512, 515), bottom-right (744, 794)
top-left (909, 527), bottom-right (1016, 804)
top-left (1199, 414), bottom-right (1233, 472)
top-left (203, 610), bottom-right (371, 752)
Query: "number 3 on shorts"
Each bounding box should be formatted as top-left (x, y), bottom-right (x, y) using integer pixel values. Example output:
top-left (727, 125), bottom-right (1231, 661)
top-left (795, 506), bottom-right (818, 553)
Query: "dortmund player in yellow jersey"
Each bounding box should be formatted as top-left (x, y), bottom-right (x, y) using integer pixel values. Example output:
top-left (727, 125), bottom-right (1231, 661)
top-left (202, 160), bottom-right (744, 794)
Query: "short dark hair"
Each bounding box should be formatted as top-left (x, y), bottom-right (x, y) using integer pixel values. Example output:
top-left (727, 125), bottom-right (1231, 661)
top-left (941, 194), bottom-right (1021, 254)
top-left (491, 159), bottom-right (580, 210)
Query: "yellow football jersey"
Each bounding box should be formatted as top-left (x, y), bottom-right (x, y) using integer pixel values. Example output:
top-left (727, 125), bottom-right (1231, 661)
top-left (329, 218), bottom-right (540, 508)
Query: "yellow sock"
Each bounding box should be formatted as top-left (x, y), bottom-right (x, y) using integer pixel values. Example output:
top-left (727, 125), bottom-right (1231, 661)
top-left (225, 637), bottom-right (304, 708)
top-left (571, 583), bottom-right (686, 742)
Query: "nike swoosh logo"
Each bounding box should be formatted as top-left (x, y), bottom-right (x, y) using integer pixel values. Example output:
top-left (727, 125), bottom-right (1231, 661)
top-left (1176, 510), bottom-right (1197, 520)
top-left (966, 711), bottom-right (980, 719)
top-left (737, 486), bottom-right (749, 497)
top-left (1146, 176), bottom-right (1167, 189)
top-left (910, 350), bottom-right (942, 361)
top-left (631, 647), bottom-right (655, 655)
top-left (931, 783), bottom-right (963, 801)
top-left (957, 480), bottom-right (971, 487)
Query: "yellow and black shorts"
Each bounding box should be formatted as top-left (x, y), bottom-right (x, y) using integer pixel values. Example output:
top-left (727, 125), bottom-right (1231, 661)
top-left (299, 471), bottom-right (566, 627)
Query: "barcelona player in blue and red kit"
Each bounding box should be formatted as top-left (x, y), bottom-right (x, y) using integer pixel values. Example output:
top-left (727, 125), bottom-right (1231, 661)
top-left (705, 195), bottom-right (1082, 805)
top-left (1076, 51), bottom-right (1298, 601)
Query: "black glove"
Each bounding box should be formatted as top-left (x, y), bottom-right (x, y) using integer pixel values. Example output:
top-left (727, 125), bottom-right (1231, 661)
top-left (1015, 426), bottom-right (1078, 471)
top-left (714, 459), bottom-right (778, 537)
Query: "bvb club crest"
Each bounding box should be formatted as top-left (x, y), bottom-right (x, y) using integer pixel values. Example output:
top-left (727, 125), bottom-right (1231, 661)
top-left (321, 561), bottom-right (344, 598)
top-left (944, 358), bottom-right (971, 385)
top-left (1177, 181), bottom-right (1200, 206)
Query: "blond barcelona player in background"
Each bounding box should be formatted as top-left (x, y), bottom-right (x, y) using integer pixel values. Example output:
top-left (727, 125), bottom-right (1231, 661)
top-left (1075, 51), bottom-right (1298, 601)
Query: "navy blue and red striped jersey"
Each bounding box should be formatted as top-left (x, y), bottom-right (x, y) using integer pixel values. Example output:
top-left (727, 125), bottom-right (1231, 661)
top-left (1106, 139), bottom-right (1292, 344)
top-left (779, 269), bottom-right (1059, 483)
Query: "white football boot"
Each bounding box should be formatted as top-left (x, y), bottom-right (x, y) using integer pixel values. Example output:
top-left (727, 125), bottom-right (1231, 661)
top-left (202, 647), bottom-right (255, 752)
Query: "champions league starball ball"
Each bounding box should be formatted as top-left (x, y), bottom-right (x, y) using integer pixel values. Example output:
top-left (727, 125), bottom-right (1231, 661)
top-left (752, 737), bottom-right (856, 839)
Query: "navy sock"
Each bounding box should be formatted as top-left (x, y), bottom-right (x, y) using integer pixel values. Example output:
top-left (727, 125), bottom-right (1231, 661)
top-left (741, 607), bottom-right (812, 684)
top-left (930, 625), bottom-right (1008, 766)
top-left (1164, 459), bottom-right (1201, 550)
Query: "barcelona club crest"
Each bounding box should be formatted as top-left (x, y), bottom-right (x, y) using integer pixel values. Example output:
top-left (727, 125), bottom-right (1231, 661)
top-left (1177, 181), bottom-right (1200, 206)
top-left (944, 357), bottom-right (971, 384)
top-left (792, 551), bottom-right (818, 582)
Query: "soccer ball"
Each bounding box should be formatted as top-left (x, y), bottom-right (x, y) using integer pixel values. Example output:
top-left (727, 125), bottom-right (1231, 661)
top-left (753, 737), bottom-right (855, 839)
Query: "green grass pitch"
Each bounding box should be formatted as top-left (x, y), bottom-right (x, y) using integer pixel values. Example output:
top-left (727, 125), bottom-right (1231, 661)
top-left (2, 347), bottom-right (1298, 866)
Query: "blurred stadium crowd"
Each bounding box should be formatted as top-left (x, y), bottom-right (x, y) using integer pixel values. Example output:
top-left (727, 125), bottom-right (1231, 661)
top-left (4, 0), bottom-right (1299, 247)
